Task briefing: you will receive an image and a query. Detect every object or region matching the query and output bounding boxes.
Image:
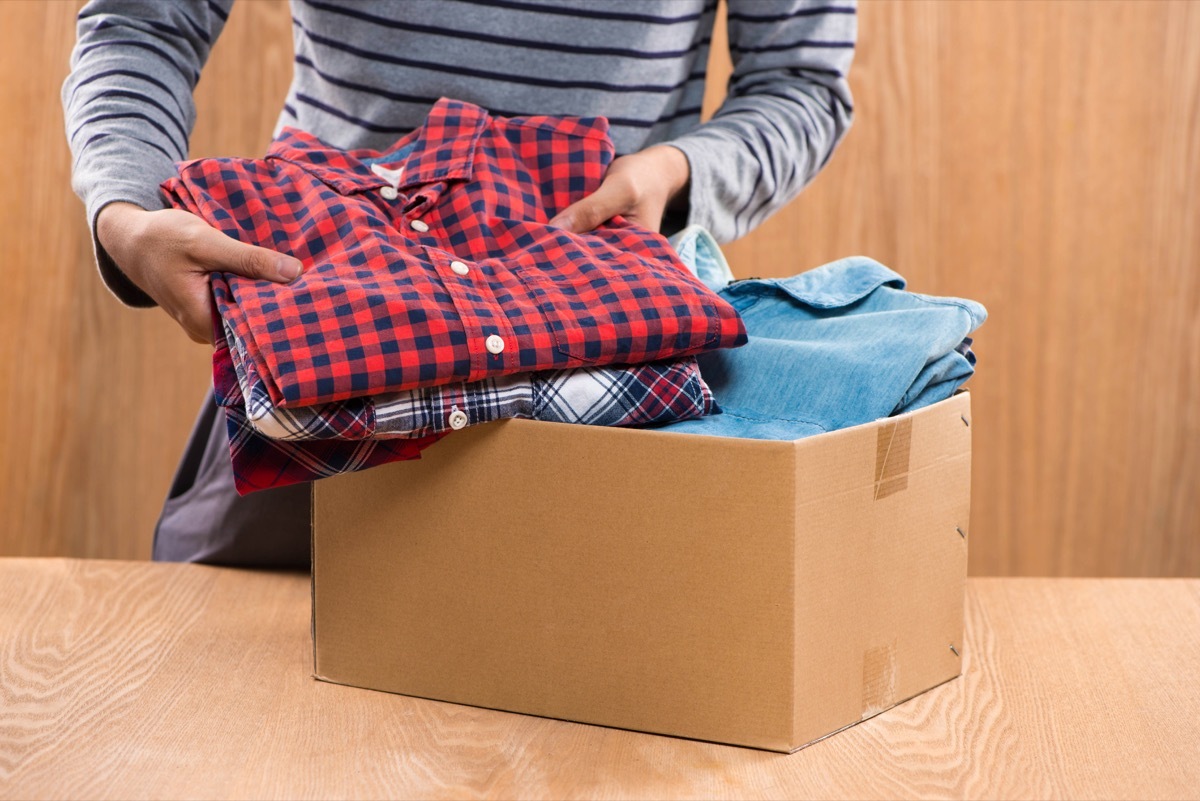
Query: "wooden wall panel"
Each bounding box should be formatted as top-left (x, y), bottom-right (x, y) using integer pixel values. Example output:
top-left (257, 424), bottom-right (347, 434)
top-left (0, 0), bottom-right (292, 560)
top-left (1, 1), bottom-right (1197, 575)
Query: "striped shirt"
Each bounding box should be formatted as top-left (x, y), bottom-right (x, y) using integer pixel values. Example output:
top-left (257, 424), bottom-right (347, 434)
top-left (62, 0), bottom-right (856, 308)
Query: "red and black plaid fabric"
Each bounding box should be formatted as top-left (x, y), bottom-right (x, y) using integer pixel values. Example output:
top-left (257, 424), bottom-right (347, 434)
top-left (160, 97), bottom-right (747, 409)
top-left (210, 325), bottom-right (444, 494)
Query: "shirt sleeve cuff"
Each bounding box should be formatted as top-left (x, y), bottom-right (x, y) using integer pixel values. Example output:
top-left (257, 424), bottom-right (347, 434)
top-left (86, 191), bottom-right (166, 309)
top-left (661, 137), bottom-right (736, 244)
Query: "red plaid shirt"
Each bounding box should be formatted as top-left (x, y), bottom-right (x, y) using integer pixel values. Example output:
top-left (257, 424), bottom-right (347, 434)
top-left (160, 97), bottom-right (746, 409)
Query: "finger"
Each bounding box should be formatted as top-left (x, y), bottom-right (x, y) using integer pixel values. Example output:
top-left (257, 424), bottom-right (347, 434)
top-left (194, 226), bottom-right (302, 282)
top-left (549, 181), bottom-right (631, 233)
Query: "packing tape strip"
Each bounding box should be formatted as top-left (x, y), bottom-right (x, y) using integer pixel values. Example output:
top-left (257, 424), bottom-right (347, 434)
top-left (874, 417), bottom-right (913, 501)
top-left (861, 641), bottom-right (898, 718)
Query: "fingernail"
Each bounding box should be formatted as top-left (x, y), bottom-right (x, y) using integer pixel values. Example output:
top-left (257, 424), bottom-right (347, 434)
top-left (550, 215), bottom-right (571, 230)
top-left (277, 258), bottom-right (301, 281)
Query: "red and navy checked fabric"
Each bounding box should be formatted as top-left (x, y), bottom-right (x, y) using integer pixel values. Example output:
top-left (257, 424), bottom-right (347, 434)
top-left (221, 402), bottom-right (437, 495)
top-left (210, 321), bottom-right (444, 493)
top-left (160, 96), bottom-right (747, 409)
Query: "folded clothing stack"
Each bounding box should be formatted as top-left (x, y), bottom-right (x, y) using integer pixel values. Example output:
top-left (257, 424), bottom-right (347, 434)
top-left (159, 97), bottom-right (986, 494)
top-left (659, 226), bottom-right (987, 441)
top-left (159, 97), bottom-right (748, 494)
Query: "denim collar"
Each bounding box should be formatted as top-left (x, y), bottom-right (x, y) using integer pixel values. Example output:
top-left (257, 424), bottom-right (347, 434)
top-left (266, 96), bottom-right (488, 195)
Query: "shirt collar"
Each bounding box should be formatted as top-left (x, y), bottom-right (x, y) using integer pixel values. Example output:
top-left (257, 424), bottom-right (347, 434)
top-left (266, 96), bottom-right (489, 195)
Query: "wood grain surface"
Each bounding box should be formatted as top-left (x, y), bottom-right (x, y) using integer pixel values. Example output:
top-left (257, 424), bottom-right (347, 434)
top-left (1, 1), bottom-right (1198, 575)
top-left (1, 559), bottom-right (1198, 800)
top-left (0, 0), bottom-right (291, 560)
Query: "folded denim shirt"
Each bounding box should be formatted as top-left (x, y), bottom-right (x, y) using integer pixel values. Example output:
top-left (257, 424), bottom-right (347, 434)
top-left (660, 226), bottom-right (987, 441)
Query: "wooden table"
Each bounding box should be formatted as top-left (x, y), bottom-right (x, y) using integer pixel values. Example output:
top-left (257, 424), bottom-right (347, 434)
top-left (1, 559), bottom-right (1197, 800)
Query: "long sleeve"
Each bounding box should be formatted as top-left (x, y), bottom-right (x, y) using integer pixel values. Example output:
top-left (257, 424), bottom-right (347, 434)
top-left (61, 0), bottom-right (235, 307)
top-left (666, 0), bottom-right (856, 243)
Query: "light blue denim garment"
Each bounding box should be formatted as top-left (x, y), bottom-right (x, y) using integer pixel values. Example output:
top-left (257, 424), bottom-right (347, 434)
top-left (660, 226), bottom-right (986, 440)
top-left (669, 224), bottom-right (737, 292)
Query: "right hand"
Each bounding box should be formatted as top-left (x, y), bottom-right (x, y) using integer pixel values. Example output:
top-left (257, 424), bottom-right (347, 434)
top-left (97, 202), bottom-right (302, 344)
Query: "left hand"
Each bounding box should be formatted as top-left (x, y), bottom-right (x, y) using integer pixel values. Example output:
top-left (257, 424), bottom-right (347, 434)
top-left (548, 144), bottom-right (690, 234)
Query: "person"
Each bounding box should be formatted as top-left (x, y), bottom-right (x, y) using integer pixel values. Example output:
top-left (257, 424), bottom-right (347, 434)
top-left (62, 0), bottom-right (857, 569)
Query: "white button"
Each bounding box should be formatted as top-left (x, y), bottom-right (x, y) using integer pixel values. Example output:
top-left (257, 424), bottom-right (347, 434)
top-left (410, 219), bottom-right (429, 232)
top-left (448, 409), bottom-right (469, 430)
top-left (450, 260), bottom-right (470, 276)
top-left (485, 334), bottom-right (505, 354)
top-left (380, 185), bottom-right (398, 200)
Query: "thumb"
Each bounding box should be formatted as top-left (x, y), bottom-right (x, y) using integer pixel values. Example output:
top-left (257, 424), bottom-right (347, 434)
top-left (197, 227), bottom-right (302, 282)
top-left (549, 183), bottom-right (627, 234)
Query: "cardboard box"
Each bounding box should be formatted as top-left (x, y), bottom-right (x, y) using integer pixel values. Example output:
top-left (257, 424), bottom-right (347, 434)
top-left (311, 391), bottom-right (971, 752)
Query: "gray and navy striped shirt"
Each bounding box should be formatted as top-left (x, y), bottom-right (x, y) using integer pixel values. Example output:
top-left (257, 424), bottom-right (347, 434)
top-left (62, 0), bottom-right (856, 307)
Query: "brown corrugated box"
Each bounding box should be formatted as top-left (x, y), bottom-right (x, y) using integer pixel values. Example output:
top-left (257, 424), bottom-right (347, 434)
top-left (311, 391), bottom-right (971, 752)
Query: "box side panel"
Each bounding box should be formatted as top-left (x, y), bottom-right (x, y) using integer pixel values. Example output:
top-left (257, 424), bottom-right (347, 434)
top-left (791, 393), bottom-right (970, 748)
top-left (314, 419), bottom-right (798, 751)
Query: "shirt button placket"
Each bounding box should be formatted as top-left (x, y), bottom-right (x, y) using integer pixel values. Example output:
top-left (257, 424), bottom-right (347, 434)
top-left (386, 188), bottom-right (511, 382)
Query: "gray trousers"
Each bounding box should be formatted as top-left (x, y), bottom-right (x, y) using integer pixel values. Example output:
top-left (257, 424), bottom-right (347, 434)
top-left (152, 389), bottom-right (311, 569)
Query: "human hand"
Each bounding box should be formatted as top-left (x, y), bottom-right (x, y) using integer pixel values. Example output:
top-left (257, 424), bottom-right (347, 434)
top-left (97, 202), bottom-right (303, 344)
top-left (547, 144), bottom-right (690, 235)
